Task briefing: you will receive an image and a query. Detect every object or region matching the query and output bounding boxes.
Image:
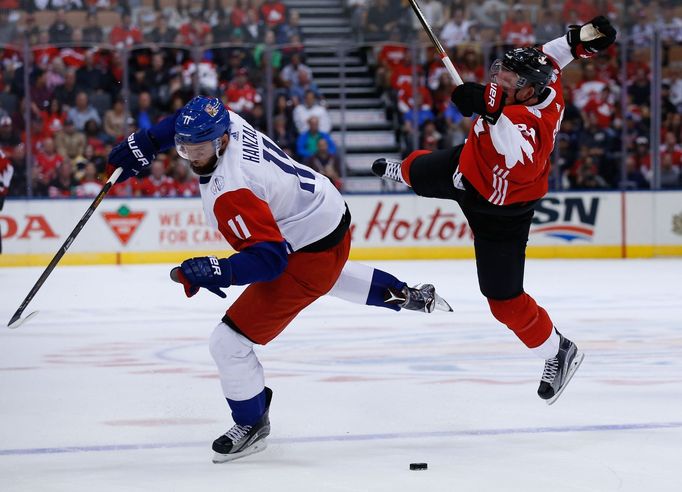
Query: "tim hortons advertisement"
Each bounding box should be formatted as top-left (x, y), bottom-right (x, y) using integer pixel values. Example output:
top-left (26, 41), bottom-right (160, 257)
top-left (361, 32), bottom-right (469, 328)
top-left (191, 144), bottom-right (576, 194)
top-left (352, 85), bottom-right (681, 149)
top-left (1, 191), bottom-right (681, 264)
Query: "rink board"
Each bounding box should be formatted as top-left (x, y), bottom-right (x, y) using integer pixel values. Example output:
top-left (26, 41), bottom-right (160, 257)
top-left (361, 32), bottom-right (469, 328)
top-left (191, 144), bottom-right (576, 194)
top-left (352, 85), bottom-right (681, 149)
top-left (1, 191), bottom-right (681, 266)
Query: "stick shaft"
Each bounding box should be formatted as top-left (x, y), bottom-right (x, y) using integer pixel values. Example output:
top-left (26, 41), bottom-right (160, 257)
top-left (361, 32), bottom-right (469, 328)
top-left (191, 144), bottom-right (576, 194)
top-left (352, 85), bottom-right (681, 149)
top-left (7, 168), bottom-right (123, 327)
top-left (408, 0), bottom-right (464, 86)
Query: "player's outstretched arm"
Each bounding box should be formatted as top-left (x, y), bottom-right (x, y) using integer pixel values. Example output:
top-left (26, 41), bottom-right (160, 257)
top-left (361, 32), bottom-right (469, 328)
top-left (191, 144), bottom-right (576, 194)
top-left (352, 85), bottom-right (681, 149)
top-left (543, 16), bottom-right (617, 70)
top-left (106, 111), bottom-right (179, 181)
top-left (171, 241), bottom-right (289, 298)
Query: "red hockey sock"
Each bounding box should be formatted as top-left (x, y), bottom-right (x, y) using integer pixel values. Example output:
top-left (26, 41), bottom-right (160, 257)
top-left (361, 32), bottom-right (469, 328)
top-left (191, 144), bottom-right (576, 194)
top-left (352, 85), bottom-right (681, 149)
top-left (487, 293), bottom-right (553, 349)
top-left (401, 150), bottom-right (431, 187)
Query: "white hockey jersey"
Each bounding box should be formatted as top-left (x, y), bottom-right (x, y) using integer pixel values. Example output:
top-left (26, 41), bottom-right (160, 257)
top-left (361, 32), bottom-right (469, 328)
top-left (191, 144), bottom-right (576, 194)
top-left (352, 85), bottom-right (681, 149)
top-left (200, 111), bottom-right (345, 253)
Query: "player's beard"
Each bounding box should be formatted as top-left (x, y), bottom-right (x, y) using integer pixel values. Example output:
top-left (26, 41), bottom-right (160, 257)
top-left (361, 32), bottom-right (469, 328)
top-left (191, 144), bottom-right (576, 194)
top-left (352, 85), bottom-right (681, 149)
top-left (189, 154), bottom-right (219, 177)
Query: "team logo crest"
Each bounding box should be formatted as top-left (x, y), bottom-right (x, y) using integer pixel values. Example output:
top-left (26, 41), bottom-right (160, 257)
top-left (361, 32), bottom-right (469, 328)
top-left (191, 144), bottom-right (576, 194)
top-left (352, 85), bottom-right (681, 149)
top-left (211, 176), bottom-right (224, 195)
top-left (204, 101), bottom-right (219, 117)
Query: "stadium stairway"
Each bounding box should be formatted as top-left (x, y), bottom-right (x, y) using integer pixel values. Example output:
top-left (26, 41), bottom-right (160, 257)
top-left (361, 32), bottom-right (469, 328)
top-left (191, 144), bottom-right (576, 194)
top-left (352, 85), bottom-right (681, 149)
top-left (284, 0), bottom-right (402, 190)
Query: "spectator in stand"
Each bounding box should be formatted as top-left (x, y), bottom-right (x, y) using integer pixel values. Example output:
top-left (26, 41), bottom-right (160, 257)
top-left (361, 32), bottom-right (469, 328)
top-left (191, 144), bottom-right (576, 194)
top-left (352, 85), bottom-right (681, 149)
top-left (147, 14), bottom-right (178, 43)
top-left (179, 8), bottom-right (212, 46)
top-left (280, 52), bottom-right (312, 92)
top-left (225, 68), bottom-right (262, 119)
top-left (253, 29), bottom-right (283, 72)
top-left (535, 9), bottom-right (564, 43)
top-left (259, 0), bottom-right (288, 32)
top-left (30, 69), bottom-right (53, 112)
top-left (348, 0), bottom-right (368, 42)
top-left (48, 159), bottom-right (77, 198)
top-left (583, 86), bottom-right (616, 130)
top-left (0, 9), bottom-right (18, 45)
top-left (242, 8), bottom-right (264, 43)
top-left (573, 157), bottom-right (608, 189)
top-left (364, 0), bottom-right (400, 42)
top-left (561, 0), bottom-right (599, 24)
top-left (274, 93), bottom-right (297, 133)
top-left (109, 12), bottom-right (143, 49)
top-left (413, 0), bottom-right (444, 32)
top-left (139, 159), bottom-right (174, 197)
top-left (132, 91), bottom-right (159, 132)
top-left (41, 98), bottom-right (67, 139)
top-left (20, 12), bottom-right (41, 46)
top-left (440, 7), bottom-right (474, 50)
top-left (54, 68), bottom-right (79, 109)
top-left (6, 143), bottom-right (26, 197)
top-left (0, 116), bottom-right (21, 153)
top-left (501, 5), bottom-right (534, 49)
top-left (104, 97), bottom-right (127, 142)
top-left (83, 118), bottom-right (106, 156)
top-left (45, 57), bottom-right (66, 93)
top-left (34, 136), bottom-right (63, 189)
top-left (293, 89), bottom-right (331, 134)
top-left (660, 152), bottom-right (681, 188)
top-left (48, 9), bottom-right (73, 45)
top-left (82, 11), bottom-right (104, 44)
top-left (304, 137), bottom-right (342, 190)
top-left (271, 114), bottom-right (297, 154)
top-left (421, 119), bottom-right (443, 151)
top-left (212, 9), bottom-right (233, 44)
top-left (75, 161), bottom-right (102, 197)
top-left (470, 0), bottom-right (507, 30)
top-left (67, 91), bottom-right (101, 131)
top-left (631, 8), bottom-right (655, 49)
top-left (33, 31), bottom-right (59, 70)
top-left (289, 67), bottom-right (320, 103)
top-left (629, 67), bottom-right (651, 107)
top-left (55, 118), bottom-right (86, 162)
top-left (230, 0), bottom-right (256, 31)
top-left (573, 62), bottom-right (611, 110)
top-left (454, 47), bottom-right (484, 85)
top-left (622, 154), bottom-right (649, 190)
top-left (277, 9), bottom-right (302, 44)
top-left (296, 116), bottom-right (336, 160)
top-left (75, 52), bottom-right (107, 94)
top-left (171, 159), bottom-right (199, 197)
top-left (397, 82), bottom-right (434, 132)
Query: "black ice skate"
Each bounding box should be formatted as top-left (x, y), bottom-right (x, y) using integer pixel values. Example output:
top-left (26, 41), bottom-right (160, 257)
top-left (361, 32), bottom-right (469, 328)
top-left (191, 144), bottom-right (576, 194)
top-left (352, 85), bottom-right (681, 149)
top-left (537, 332), bottom-right (584, 405)
top-left (385, 284), bottom-right (453, 313)
top-left (372, 157), bottom-right (405, 184)
top-left (212, 387), bottom-right (273, 463)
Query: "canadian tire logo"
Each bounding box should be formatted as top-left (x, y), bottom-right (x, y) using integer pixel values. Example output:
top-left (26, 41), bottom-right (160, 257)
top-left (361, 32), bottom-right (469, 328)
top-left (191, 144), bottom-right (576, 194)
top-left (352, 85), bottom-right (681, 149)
top-left (102, 205), bottom-right (146, 245)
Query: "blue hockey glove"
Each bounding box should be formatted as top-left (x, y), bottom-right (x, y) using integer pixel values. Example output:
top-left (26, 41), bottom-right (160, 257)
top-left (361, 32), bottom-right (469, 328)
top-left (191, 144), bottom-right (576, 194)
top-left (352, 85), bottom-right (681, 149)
top-left (171, 256), bottom-right (232, 298)
top-left (108, 130), bottom-right (157, 181)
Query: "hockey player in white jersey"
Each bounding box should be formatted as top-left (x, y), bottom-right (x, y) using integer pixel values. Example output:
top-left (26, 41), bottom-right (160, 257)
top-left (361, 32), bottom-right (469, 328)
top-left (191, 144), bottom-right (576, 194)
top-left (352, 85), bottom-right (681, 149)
top-left (107, 95), bottom-right (451, 463)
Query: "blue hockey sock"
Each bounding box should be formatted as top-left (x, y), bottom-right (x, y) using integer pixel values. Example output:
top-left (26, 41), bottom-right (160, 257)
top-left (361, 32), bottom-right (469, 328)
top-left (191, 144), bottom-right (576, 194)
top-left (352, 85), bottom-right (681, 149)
top-left (227, 389), bottom-right (267, 426)
top-left (367, 269), bottom-right (406, 311)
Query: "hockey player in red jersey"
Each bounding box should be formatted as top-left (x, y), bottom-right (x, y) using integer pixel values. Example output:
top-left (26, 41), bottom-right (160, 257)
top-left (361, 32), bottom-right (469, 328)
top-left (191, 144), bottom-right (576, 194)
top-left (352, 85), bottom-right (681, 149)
top-left (107, 96), bottom-right (452, 463)
top-left (373, 17), bottom-right (616, 404)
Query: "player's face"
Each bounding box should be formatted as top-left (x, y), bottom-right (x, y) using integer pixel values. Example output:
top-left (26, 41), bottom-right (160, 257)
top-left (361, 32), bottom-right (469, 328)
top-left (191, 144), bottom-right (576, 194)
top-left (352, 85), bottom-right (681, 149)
top-left (177, 135), bottom-right (229, 175)
top-left (490, 62), bottom-right (535, 104)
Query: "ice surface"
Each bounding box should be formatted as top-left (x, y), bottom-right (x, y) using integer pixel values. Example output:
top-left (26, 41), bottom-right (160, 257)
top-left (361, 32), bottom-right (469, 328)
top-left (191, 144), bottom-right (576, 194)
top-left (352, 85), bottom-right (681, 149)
top-left (1, 259), bottom-right (681, 491)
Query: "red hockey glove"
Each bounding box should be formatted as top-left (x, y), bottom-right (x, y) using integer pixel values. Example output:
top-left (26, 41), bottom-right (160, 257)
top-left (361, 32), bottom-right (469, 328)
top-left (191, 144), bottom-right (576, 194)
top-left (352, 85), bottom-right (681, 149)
top-left (451, 82), bottom-right (505, 125)
top-left (567, 16), bottom-right (617, 59)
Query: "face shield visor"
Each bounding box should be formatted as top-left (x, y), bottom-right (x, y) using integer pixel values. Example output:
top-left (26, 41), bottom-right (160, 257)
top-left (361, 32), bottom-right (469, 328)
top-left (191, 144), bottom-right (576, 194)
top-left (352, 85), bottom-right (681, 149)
top-left (489, 59), bottom-right (529, 92)
top-left (174, 135), bottom-right (223, 162)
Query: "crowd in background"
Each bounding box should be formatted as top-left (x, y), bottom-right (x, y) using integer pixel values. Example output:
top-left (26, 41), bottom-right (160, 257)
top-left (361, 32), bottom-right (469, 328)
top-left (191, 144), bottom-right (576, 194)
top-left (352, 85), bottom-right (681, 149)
top-left (0, 0), bottom-right (681, 198)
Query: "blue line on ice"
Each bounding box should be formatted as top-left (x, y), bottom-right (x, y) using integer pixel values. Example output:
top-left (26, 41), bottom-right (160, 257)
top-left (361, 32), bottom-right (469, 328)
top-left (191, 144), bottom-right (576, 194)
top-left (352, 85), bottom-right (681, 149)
top-left (2, 421), bottom-right (681, 456)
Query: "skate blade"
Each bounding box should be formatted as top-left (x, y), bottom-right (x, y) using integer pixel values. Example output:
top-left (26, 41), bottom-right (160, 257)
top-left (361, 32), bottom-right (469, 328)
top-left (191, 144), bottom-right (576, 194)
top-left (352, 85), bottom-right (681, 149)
top-left (433, 294), bottom-right (454, 312)
top-left (546, 351), bottom-right (585, 406)
top-left (212, 440), bottom-right (268, 463)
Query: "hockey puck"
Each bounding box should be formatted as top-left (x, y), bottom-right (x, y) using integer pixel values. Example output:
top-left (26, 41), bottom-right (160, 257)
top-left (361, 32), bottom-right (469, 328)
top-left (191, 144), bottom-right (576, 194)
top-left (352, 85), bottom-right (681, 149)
top-left (409, 463), bottom-right (428, 471)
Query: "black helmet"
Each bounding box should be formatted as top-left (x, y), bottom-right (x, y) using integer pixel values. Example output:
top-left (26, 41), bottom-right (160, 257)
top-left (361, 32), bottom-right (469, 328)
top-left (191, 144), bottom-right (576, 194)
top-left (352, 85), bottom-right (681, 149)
top-left (492, 47), bottom-right (554, 97)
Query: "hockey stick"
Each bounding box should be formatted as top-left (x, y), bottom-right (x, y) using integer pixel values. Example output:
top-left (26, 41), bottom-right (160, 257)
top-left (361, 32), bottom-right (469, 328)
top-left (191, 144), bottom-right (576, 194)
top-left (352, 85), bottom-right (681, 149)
top-left (407, 0), bottom-right (464, 86)
top-left (7, 167), bottom-right (123, 329)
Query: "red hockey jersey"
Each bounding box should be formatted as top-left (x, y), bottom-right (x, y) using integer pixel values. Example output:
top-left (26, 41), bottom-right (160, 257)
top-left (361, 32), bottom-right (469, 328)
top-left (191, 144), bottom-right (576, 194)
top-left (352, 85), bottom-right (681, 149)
top-left (458, 39), bottom-right (573, 206)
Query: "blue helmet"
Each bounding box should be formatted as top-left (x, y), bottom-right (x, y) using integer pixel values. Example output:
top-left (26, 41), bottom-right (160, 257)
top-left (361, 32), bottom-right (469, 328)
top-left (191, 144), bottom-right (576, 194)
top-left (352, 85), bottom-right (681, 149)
top-left (175, 96), bottom-right (230, 145)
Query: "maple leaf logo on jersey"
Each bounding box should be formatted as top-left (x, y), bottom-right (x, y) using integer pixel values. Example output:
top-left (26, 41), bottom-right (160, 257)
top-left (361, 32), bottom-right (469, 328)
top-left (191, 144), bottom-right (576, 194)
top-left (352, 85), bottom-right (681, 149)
top-left (488, 115), bottom-right (535, 169)
top-left (102, 205), bottom-right (146, 245)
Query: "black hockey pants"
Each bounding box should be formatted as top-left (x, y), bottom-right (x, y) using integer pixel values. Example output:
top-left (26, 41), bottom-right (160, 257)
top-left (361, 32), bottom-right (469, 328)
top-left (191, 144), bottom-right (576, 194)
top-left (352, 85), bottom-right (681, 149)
top-left (407, 146), bottom-right (537, 301)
